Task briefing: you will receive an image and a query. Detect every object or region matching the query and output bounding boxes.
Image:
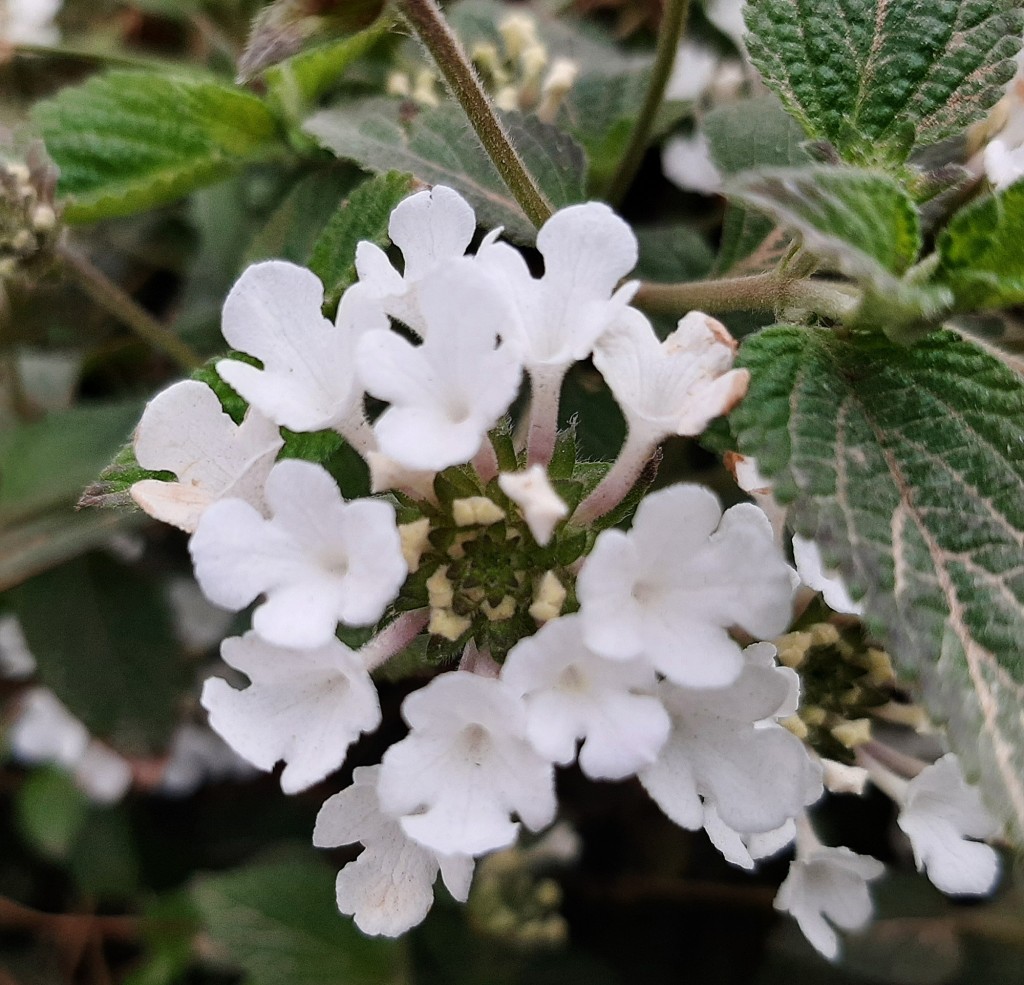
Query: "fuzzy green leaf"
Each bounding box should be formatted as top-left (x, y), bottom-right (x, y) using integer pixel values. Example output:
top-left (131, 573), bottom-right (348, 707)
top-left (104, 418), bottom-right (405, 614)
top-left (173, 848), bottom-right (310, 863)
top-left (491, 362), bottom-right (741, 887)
top-left (304, 97), bottom-right (587, 242)
top-left (744, 0), bottom-right (1023, 166)
top-left (730, 326), bottom-right (1024, 843)
top-left (34, 71), bottom-right (284, 223)
top-left (934, 180), bottom-right (1024, 310)
top-left (309, 171), bottom-right (415, 306)
top-left (191, 847), bottom-right (407, 985)
top-left (728, 166), bottom-right (921, 277)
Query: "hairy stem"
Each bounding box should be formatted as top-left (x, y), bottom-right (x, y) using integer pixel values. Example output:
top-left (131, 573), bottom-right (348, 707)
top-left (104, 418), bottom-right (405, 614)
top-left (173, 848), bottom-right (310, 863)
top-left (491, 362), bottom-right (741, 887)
top-left (635, 272), bottom-right (860, 322)
top-left (399, 0), bottom-right (553, 229)
top-left (604, 0), bottom-right (690, 205)
top-left (572, 426), bottom-right (658, 526)
top-left (60, 244), bottom-right (201, 371)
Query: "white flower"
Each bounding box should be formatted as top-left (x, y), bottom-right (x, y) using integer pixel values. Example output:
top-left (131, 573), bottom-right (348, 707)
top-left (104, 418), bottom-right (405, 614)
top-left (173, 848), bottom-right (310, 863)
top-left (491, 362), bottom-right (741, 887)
top-left (9, 687), bottom-right (88, 767)
top-left (498, 465), bottom-right (568, 546)
top-left (897, 754), bottom-right (1000, 896)
top-left (355, 185), bottom-right (477, 334)
top-left (314, 766), bottom-right (475, 937)
top-left (477, 202), bottom-right (639, 372)
top-left (378, 672), bottom-right (556, 857)
top-left (2, 0), bottom-right (62, 45)
top-left (983, 137), bottom-right (1024, 192)
top-left (502, 613), bottom-right (670, 780)
top-left (639, 643), bottom-right (821, 838)
top-left (662, 131), bottom-right (724, 197)
top-left (705, 0), bottom-right (747, 50)
top-left (357, 261), bottom-right (522, 471)
top-left (792, 535), bottom-right (864, 615)
top-left (703, 805), bottom-right (795, 870)
top-left (666, 39), bottom-right (721, 102)
top-left (217, 261), bottom-right (384, 436)
top-left (775, 846), bottom-right (885, 960)
top-left (130, 380), bottom-right (283, 534)
top-left (8, 688), bottom-right (131, 804)
top-left (576, 484), bottom-right (794, 687)
top-left (594, 310), bottom-right (749, 443)
top-left (189, 458), bottom-right (406, 649)
top-left (201, 631), bottom-right (381, 794)
top-left (0, 614), bottom-right (36, 679)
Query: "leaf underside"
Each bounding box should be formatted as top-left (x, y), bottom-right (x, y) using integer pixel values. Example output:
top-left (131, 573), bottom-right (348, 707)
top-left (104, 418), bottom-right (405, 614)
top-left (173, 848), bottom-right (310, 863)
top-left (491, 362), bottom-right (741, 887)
top-left (731, 326), bottom-right (1024, 843)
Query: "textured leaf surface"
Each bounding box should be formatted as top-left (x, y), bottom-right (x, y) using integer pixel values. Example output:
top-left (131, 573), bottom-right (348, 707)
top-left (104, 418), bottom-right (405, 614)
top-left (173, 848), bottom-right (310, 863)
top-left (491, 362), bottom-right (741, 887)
top-left (34, 71), bottom-right (283, 222)
top-left (730, 326), bottom-right (1024, 842)
top-left (309, 171), bottom-right (415, 305)
top-left (191, 848), bottom-right (407, 985)
top-left (935, 180), bottom-right (1024, 310)
top-left (728, 166), bottom-right (921, 277)
top-left (744, 0), bottom-right (1023, 165)
top-left (6, 553), bottom-right (188, 754)
top-left (304, 97), bottom-right (586, 241)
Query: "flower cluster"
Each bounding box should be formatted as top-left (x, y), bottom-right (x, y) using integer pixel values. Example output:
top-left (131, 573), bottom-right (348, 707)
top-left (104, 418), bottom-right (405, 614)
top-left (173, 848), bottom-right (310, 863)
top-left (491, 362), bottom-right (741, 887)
top-left (128, 185), bottom-right (1002, 951)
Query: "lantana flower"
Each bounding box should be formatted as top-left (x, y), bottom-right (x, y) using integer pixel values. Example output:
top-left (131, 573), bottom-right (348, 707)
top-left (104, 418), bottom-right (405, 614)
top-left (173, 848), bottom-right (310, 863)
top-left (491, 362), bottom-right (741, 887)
top-left (131, 379), bottom-right (283, 533)
top-left (377, 672), bottom-right (557, 857)
top-left (190, 458), bottom-right (406, 649)
top-left (576, 485), bottom-right (794, 687)
top-left (201, 631), bottom-right (381, 794)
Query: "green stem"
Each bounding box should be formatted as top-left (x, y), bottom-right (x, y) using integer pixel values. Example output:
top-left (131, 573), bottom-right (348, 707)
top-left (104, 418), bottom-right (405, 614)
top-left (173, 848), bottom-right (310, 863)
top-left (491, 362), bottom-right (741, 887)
top-left (634, 272), bottom-right (859, 322)
top-left (60, 245), bottom-right (202, 372)
top-left (604, 0), bottom-right (690, 206)
top-left (398, 0), bottom-right (553, 229)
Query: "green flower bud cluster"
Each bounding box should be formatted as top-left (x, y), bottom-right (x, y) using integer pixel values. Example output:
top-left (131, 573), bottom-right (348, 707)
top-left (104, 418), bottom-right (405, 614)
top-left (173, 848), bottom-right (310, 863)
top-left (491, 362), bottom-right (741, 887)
top-left (777, 622), bottom-right (895, 764)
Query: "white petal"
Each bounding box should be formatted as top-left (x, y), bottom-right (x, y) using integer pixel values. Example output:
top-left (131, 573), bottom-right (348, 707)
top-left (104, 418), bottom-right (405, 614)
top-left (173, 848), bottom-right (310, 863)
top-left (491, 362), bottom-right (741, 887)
top-left (9, 688), bottom-right (89, 767)
top-left (898, 754), bottom-right (1001, 896)
top-left (662, 131), bottom-right (724, 196)
top-left (984, 138), bottom-right (1024, 192)
top-left (189, 460), bottom-right (406, 648)
top-left (498, 465), bottom-right (568, 546)
top-left (0, 615), bottom-right (36, 679)
top-left (132, 380), bottom-right (282, 532)
top-left (792, 535), bottom-right (864, 615)
top-left (218, 261), bottom-right (378, 432)
top-left (388, 185), bottom-right (477, 281)
top-left (201, 632), bottom-right (381, 793)
top-left (378, 673), bottom-right (556, 857)
top-left (502, 614), bottom-right (669, 780)
top-left (73, 743), bottom-right (132, 804)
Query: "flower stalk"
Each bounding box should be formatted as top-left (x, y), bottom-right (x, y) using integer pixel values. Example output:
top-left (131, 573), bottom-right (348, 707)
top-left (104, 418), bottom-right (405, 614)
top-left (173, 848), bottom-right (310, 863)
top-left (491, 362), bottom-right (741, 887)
top-left (399, 0), bottom-right (553, 230)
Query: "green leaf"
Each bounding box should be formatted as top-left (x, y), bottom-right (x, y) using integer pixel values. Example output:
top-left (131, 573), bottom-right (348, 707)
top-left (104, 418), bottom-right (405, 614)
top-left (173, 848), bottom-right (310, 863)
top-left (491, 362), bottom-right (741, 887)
top-left (0, 399), bottom-right (143, 526)
top-left (744, 0), bottom-right (1023, 166)
top-left (5, 553), bottom-right (189, 754)
top-left (191, 846), bottom-right (407, 985)
top-left (727, 166), bottom-right (922, 277)
top-left (14, 768), bottom-right (91, 861)
top-left (69, 806), bottom-right (140, 898)
top-left (34, 71), bottom-right (284, 223)
top-left (304, 97), bottom-right (587, 242)
top-left (704, 96), bottom-right (811, 275)
top-left (309, 171), bottom-right (415, 306)
top-left (730, 326), bottom-right (1024, 843)
top-left (934, 180), bottom-right (1024, 310)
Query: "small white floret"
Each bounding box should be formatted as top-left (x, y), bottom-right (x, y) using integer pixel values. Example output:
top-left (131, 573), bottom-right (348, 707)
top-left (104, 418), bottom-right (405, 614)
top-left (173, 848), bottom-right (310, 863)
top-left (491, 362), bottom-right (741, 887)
top-left (594, 309), bottom-right (749, 443)
top-left (217, 262), bottom-right (383, 436)
top-left (502, 613), bottom-right (670, 780)
top-left (189, 459), bottom-right (406, 649)
top-left (498, 465), bottom-right (568, 545)
top-left (775, 846), bottom-right (885, 960)
top-left (357, 261), bottom-right (522, 471)
top-left (355, 185), bottom-right (477, 334)
top-left (131, 380), bottom-right (283, 533)
top-left (897, 753), bottom-right (1001, 897)
top-left (201, 631), bottom-right (381, 794)
top-left (314, 766), bottom-right (475, 936)
top-left (662, 131), bottom-right (724, 196)
top-left (378, 672), bottom-right (556, 857)
top-left (983, 137), bottom-right (1024, 192)
top-left (577, 484), bottom-right (795, 687)
top-left (638, 644), bottom-right (822, 838)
